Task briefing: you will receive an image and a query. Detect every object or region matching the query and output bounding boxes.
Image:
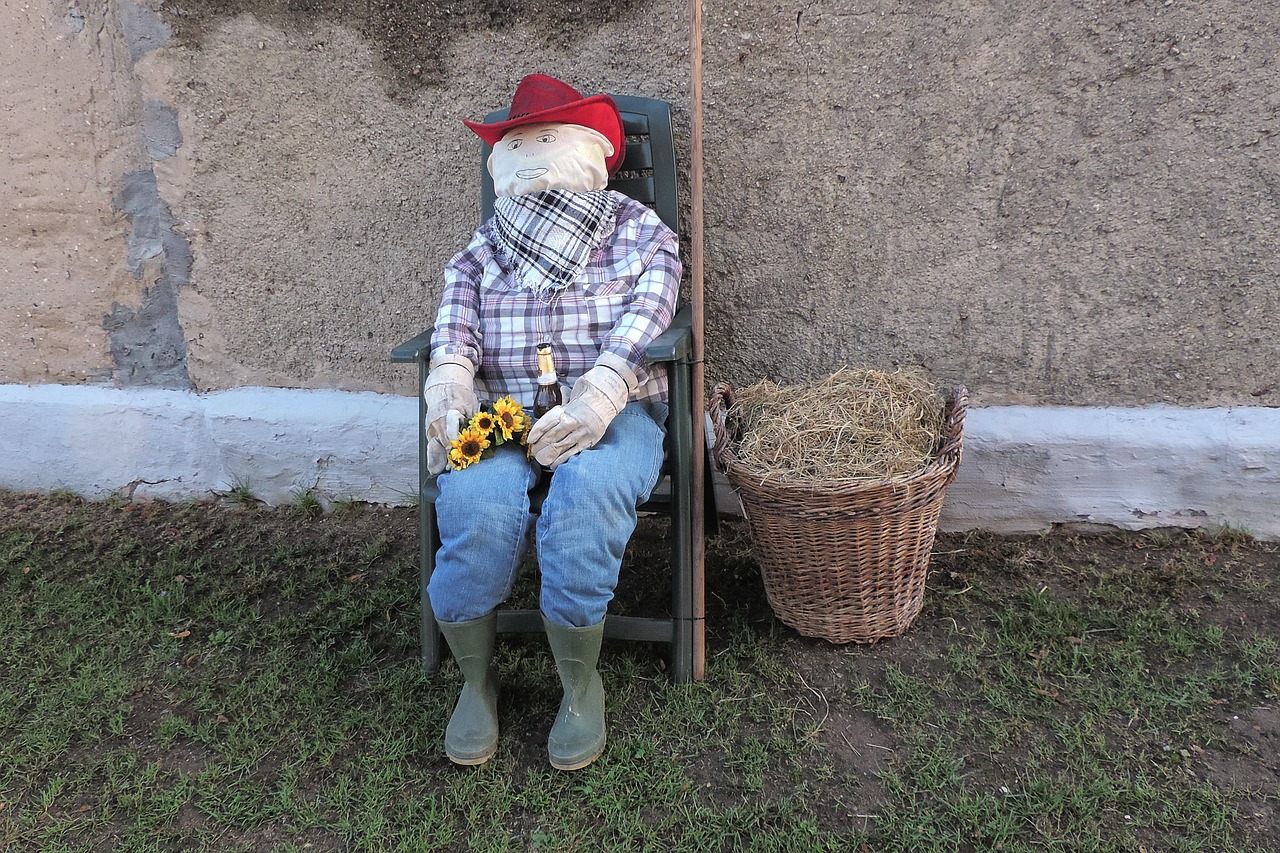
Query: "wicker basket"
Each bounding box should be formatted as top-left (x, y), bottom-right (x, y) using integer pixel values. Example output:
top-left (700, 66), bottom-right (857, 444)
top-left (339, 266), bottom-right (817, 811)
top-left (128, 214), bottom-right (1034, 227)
top-left (709, 381), bottom-right (967, 644)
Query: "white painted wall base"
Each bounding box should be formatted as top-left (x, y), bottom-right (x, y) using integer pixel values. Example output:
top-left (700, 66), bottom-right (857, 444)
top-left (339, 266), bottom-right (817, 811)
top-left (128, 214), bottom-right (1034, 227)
top-left (0, 384), bottom-right (418, 507)
top-left (1, 384), bottom-right (1276, 540)
top-left (940, 405), bottom-right (1279, 540)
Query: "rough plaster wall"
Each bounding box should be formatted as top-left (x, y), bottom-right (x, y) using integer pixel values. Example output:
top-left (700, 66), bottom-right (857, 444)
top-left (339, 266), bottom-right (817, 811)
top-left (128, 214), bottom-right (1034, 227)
top-left (1, 0), bottom-right (128, 383)
top-left (1, 0), bottom-right (194, 388)
top-left (165, 0), bottom-right (1279, 405)
top-left (701, 0), bottom-right (1279, 406)
top-left (152, 5), bottom-right (691, 394)
top-left (3, 0), bottom-right (1277, 407)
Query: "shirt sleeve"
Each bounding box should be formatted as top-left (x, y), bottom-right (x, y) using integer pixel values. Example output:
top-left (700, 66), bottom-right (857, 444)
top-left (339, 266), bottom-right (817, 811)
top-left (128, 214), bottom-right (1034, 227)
top-left (429, 231), bottom-right (488, 368)
top-left (597, 204), bottom-right (682, 374)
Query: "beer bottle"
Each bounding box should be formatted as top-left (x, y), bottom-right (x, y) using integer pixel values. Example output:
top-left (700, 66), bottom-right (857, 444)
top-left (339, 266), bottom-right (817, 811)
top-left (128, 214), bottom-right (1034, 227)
top-left (533, 343), bottom-right (563, 418)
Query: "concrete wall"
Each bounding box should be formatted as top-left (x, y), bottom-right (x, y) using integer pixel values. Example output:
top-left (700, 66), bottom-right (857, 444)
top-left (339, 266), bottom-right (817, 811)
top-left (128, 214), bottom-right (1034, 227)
top-left (4, 0), bottom-right (1276, 405)
top-left (703, 0), bottom-right (1279, 407)
top-left (2, 0), bottom-right (1277, 534)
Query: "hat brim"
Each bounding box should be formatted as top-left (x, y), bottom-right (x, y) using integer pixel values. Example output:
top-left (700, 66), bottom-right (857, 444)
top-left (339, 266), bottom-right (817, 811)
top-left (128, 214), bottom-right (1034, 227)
top-left (464, 94), bottom-right (626, 175)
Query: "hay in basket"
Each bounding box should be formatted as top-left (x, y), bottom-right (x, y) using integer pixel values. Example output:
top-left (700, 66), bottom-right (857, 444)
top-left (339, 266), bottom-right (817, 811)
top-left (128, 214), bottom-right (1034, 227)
top-left (710, 369), bottom-right (967, 644)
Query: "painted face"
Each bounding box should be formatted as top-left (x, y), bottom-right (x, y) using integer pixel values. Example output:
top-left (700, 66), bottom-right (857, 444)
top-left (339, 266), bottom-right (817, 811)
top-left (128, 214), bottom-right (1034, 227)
top-left (488, 122), bottom-right (615, 197)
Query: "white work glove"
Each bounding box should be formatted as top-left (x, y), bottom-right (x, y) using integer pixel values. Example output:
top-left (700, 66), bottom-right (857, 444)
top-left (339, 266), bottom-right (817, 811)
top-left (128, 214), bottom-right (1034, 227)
top-left (526, 359), bottom-right (635, 470)
top-left (423, 355), bottom-right (479, 475)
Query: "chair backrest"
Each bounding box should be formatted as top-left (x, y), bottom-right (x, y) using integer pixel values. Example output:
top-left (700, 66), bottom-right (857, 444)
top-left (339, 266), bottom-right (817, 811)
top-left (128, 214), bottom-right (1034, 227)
top-left (478, 95), bottom-right (679, 238)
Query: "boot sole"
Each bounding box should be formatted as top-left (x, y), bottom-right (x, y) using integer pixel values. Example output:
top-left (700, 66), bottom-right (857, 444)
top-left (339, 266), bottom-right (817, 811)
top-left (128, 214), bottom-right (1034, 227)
top-left (549, 733), bottom-right (605, 771)
top-left (446, 743), bottom-right (497, 766)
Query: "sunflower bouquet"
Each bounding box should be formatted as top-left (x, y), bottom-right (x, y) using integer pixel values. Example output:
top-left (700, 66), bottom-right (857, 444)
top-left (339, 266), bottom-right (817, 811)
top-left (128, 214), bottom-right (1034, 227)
top-left (448, 396), bottom-right (532, 470)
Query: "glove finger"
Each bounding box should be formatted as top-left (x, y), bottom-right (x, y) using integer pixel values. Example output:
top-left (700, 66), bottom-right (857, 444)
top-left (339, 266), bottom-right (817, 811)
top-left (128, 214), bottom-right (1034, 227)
top-left (445, 410), bottom-right (463, 441)
top-left (533, 419), bottom-right (592, 464)
top-left (547, 434), bottom-right (597, 469)
top-left (534, 437), bottom-right (578, 468)
top-left (427, 408), bottom-right (467, 443)
top-left (533, 421), bottom-right (581, 449)
top-left (426, 435), bottom-right (449, 475)
top-left (532, 444), bottom-right (557, 467)
top-left (546, 448), bottom-right (578, 470)
top-left (525, 407), bottom-right (567, 444)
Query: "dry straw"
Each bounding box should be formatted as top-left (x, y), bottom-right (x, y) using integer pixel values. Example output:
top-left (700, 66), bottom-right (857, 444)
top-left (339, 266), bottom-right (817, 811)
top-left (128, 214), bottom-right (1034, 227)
top-left (725, 367), bottom-right (945, 485)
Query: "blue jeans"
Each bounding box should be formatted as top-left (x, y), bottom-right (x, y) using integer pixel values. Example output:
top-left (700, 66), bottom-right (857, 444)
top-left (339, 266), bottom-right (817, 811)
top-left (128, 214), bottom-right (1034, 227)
top-left (427, 401), bottom-right (667, 628)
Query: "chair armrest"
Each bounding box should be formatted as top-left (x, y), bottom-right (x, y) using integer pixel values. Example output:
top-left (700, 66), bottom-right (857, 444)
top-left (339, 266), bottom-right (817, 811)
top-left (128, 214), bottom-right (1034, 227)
top-left (645, 304), bottom-right (693, 364)
top-left (390, 330), bottom-right (434, 364)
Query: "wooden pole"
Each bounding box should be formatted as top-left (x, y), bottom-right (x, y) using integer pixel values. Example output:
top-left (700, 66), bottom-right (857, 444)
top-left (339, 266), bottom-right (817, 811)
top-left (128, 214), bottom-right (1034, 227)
top-left (688, 0), bottom-right (707, 681)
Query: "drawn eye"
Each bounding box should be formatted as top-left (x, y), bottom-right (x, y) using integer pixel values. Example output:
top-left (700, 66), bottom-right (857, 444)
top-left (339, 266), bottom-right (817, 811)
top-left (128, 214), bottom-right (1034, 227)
top-left (507, 139), bottom-right (522, 150)
top-left (537, 133), bottom-right (556, 143)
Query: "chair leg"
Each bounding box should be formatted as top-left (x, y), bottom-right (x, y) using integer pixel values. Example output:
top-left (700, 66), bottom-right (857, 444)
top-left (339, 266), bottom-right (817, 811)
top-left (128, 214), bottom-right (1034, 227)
top-left (670, 508), bottom-right (695, 684)
top-left (420, 499), bottom-right (442, 673)
top-left (417, 354), bottom-right (442, 674)
top-left (668, 355), bottom-right (696, 685)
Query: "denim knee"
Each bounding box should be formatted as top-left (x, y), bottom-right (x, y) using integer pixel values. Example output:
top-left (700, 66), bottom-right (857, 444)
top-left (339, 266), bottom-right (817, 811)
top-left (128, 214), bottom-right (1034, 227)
top-left (429, 445), bottom-right (538, 623)
top-left (535, 402), bottom-right (667, 626)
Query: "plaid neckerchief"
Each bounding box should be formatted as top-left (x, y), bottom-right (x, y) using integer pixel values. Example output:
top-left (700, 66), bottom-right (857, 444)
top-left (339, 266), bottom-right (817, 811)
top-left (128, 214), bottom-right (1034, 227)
top-left (491, 189), bottom-right (620, 298)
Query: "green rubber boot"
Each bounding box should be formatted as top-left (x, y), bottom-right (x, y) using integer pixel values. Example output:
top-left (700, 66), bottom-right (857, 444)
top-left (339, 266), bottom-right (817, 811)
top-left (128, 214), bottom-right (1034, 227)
top-left (543, 616), bottom-right (607, 771)
top-left (438, 613), bottom-right (499, 766)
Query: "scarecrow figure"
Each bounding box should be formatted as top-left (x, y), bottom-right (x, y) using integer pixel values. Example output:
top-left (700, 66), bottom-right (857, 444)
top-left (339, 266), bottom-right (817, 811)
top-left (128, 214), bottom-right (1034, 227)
top-left (423, 74), bottom-right (681, 769)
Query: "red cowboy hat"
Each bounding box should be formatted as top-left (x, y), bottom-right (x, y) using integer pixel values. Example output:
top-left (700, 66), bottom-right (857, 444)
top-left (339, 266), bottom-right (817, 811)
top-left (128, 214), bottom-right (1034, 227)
top-left (464, 74), bottom-right (626, 175)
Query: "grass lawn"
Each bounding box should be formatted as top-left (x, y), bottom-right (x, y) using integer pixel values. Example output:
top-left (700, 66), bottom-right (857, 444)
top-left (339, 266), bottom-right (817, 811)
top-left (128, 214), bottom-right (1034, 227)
top-left (1, 489), bottom-right (1277, 852)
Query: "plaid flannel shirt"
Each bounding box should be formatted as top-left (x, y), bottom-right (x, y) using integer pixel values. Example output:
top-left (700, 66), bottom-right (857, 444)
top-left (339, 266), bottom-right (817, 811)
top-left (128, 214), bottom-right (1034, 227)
top-left (430, 192), bottom-right (682, 406)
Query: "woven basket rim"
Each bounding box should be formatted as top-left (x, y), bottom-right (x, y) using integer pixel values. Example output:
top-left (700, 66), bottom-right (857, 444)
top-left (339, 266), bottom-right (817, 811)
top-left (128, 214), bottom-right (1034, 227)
top-left (710, 381), bottom-right (968, 499)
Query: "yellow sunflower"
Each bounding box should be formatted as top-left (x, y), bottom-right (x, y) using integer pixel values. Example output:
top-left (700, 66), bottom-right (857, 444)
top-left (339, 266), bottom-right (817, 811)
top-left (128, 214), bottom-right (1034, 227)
top-left (448, 426), bottom-right (491, 470)
top-left (492, 396), bottom-right (530, 441)
top-left (469, 410), bottom-right (497, 435)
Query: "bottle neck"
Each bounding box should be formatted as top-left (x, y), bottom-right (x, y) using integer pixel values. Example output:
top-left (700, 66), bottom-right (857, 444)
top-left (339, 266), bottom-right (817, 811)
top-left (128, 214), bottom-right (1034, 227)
top-left (536, 347), bottom-right (557, 384)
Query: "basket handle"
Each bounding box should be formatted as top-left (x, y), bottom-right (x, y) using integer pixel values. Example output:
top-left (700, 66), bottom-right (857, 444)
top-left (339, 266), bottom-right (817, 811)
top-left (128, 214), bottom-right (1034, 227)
top-left (708, 382), bottom-right (737, 472)
top-left (937, 384), bottom-right (969, 485)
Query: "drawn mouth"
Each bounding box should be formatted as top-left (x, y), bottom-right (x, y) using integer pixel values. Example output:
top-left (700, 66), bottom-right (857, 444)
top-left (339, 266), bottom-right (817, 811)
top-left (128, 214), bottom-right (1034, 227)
top-left (516, 168), bottom-right (548, 179)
